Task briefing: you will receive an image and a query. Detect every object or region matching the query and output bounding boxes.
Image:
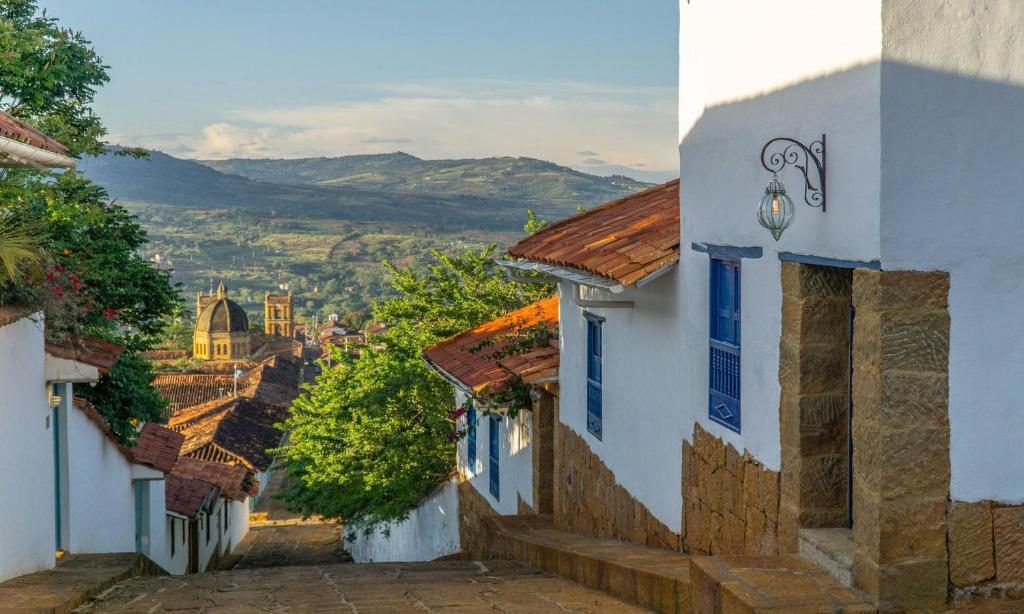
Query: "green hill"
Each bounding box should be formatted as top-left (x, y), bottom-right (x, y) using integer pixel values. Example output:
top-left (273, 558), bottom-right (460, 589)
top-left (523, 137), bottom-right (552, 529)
top-left (200, 152), bottom-right (650, 210)
top-left (77, 149), bottom-right (653, 324)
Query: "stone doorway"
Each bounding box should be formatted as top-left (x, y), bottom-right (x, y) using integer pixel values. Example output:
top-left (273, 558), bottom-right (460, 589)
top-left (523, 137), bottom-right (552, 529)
top-left (780, 263), bottom-right (952, 610)
top-left (779, 262), bottom-right (854, 537)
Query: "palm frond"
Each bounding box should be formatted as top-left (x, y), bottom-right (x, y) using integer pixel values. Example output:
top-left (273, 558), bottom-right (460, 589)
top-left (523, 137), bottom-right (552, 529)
top-left (0, 218), bottom-right (41, 283)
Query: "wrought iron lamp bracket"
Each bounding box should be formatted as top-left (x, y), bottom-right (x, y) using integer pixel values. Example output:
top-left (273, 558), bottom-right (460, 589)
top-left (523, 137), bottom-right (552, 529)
top-left (760, 134), bottom-right (826, 211)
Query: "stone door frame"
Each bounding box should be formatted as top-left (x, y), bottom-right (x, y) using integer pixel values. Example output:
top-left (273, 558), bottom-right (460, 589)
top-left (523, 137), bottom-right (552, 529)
top-left (779, 261), bottom-right (951, 610)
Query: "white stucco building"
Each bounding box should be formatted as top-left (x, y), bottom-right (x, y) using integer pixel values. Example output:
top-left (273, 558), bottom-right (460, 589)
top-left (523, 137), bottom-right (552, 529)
top-left (498, 2), bottom-right (1024, 609)
top-left (349, 297), bottom-right (559, 562)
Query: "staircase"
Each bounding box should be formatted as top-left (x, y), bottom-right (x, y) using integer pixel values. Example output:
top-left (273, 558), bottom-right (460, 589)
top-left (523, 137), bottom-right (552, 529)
top-left (484, 515), bottom-right (875, 613)
top-left (799, 528), bottom-right (854, 588)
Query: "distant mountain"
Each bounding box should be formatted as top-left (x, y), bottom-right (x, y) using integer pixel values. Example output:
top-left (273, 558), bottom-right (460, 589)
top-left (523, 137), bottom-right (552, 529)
top-left (199, 152), bottom-right (652, 210)
top-left (81, 150), bottom-right (652, 231)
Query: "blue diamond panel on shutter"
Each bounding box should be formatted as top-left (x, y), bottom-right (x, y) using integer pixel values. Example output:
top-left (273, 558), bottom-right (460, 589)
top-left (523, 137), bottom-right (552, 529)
top-left (709, 258), bottom-right (741, 433)
top-left (488, 415), bottom-right (500, 500)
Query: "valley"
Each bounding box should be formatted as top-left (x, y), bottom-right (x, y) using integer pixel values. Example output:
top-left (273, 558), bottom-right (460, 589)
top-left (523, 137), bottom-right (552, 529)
top-left (80, 150), bottom-right (652, 325)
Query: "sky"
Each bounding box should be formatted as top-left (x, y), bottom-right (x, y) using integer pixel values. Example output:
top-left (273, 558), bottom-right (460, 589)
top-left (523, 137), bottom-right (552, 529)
top-left (40, 1), bottom-right (679, 181)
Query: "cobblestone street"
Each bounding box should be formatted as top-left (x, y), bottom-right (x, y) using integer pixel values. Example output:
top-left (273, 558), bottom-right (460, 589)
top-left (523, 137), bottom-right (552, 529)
top-left (77, 560), bottom-right (648, 613)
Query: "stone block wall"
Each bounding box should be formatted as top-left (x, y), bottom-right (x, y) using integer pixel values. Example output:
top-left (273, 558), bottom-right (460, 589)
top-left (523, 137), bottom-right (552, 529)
top-left (778, 261), bottom-right (854, 552)
top-left (949, 500), bottom-right (1024, 597)
top-left (457, 479), bottom-right (498, 560)
top-left (682, 423), bottom-right (781, 556)
top-left (531, 390), bottom-right (556, 515)
top-left (851, 269), bottom-right (950, 611)
top-left (554, 421), bottom-right (680, 551)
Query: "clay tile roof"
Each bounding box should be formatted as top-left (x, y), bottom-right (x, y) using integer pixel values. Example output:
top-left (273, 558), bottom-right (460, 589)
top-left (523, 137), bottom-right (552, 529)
top-left (45, 335), bottom-right (125, 372)
top-left (168, 397), bottom-right (287, 471)
top-left (153, 373), bottom-right (236, 413)
top-left (165, 473), bottom-right (219, 518)
top-left (0, 110), bottom-right (71, 156)
top-left (422, 296), bottom-right (559, 397)
top-left (172, 456), bottom-right (258, 501)
top-left (72, 396), bottom-right (130, 461)
top-left (0, 305), bottom-right (37, 329)
top-left (506, 179), bottom-right (680, 287)
top-left (130, 423), bottom-right (184, 474)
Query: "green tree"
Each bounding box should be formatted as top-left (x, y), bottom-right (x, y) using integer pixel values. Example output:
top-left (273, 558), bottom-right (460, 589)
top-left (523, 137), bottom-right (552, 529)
top-left (278, 246), bottom-right (551, 529)
top-left (0, 0), bottom-right (179, 441)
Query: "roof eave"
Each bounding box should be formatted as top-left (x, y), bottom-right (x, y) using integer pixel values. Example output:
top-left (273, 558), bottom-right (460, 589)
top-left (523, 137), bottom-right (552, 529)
top-left (421, 353), bottom-right (476, 399)
top-left (0, 135), bottom-right (76, 169)
top-left (496, 259), bottom-right (627, 293)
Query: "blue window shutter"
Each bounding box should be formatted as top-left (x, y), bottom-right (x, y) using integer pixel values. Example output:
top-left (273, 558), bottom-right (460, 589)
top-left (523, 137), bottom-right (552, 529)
top-left (709, 258), bottom-right (741, 433)
top-left (586, 316), bottom-right (603, 439)
top-left (488, 415), bottom-right (500, 500)
top-left (466, 407), bottom-right (477, 474)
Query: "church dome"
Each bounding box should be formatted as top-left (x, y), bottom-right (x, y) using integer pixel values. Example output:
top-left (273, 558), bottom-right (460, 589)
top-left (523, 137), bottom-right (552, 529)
top-left (196, 296), bottom-right (249, 334)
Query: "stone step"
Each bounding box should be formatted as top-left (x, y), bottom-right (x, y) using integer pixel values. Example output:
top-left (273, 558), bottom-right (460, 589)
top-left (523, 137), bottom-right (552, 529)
top-left (483, 515), bottom-right (691, 613)
top-left (0, 552), bottom-right (163, 613)
top-left (689, 554), bottom-right (875, 613)
top-left (799, 528), bottom-right (854, 588)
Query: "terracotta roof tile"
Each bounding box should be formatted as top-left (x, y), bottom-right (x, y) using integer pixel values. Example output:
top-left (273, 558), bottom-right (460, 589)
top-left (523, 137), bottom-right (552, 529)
top-left (0, 305), bottom-right (37, 329)
top-left (165, 473), bottom-right (218, 518)
top-left (154, 373), bottom-right (236, 413)
top-left (507, 179), bottom-right (680, 286)
top-left (0, 110), bottom-right (70, 156)
top-left (172, 456), bottom-right (258, 501)
top-left (423, 297), bottom-right (559, 398)
top-left (130, 423), bottom-right (184, 474)
top-left (168, 397), bottom-right (287, 471)
top-left (45, 336), bottom-right (125, 372)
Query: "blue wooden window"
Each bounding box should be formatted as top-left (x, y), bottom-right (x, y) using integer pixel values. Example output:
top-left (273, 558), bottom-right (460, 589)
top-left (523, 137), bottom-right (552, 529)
top-left (488, 415), bottom-right (500, 499)
top-left (466, 406), bottom-right (477, 474)
top-left (709, 258), bottom-right (741, 432)
top-left (586, 315), bottom-right (603, 440)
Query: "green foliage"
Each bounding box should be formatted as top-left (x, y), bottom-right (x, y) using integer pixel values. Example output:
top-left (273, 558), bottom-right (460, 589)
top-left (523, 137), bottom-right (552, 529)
top-left (523, 209), bottom-right (547, 235)
top-left (278, 246), bottom-right (552, 529)
top-left (78, 349), bottom-right (169, 441)
top-left (0, 1), bottom-right (179, 442)
top-left (0, 0), bottom-right (110, 156)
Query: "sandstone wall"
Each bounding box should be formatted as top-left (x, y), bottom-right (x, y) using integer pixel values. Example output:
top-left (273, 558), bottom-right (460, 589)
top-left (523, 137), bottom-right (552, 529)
top-left (554, 421), bottom-right (680, 551)
top-left (949, 500), bottom-right (1024, 597)
top-left (851, 269), bottom-right (950, 611)
top-left (531, 391), bottom-right (556, 515)
top-left (457, 479), bottom-right (498, 560)
top-left (778, 261), bottom-right (854, 551)
top-left (682, 423), bottom-right (781, 556)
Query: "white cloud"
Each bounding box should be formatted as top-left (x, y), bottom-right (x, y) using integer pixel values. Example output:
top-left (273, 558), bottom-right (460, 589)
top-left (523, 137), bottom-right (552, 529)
top-left (148, 80), bottom-right (677, 175)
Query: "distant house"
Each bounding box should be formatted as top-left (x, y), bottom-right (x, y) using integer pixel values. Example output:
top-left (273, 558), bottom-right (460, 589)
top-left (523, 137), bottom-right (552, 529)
top-left (168, 396), bottom-right (288, 499)
top-left (348, 296), bottom-right (559, 563)
top-left (165, 456), bottom-right (258, 574)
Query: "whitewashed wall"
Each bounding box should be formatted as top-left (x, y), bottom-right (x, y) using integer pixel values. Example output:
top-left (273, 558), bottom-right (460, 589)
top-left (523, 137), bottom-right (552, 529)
top-left (66, 387), bottom-right (136, 554)
top-left (0, 315), bottom-right (55, 582)
top-left (196, 502), bottom-right (221, 572)
top-left (225, 498), bottom-right (250, 554)
top-left (347, 476), bottom-right (460, 563)
top-left (558, 279), bottom-right (686, 532)
top-left (143, 478), bottom-right (170, 570)
top-left (455, 389), bottom-right (533, 515)
top-left (876, 1), bottom-right (1024, 503)
top-left (163, 516), bottom-right (190, 575)
top-left (678, 0), bottom-right (883, 471)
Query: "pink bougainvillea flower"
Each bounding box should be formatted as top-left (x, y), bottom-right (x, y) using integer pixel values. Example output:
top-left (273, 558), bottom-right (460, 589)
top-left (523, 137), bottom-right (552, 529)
top-left (50, 284), bottom-right (64, 298)
top-left (452, 407), bottom-right (467, 420)
top-left (103, 307), bottom-right (117, 320)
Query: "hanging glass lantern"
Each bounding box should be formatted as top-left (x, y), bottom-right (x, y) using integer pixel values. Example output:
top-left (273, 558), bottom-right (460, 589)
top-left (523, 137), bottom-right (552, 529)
top-left (757, 174), bottom-right (794, 241)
